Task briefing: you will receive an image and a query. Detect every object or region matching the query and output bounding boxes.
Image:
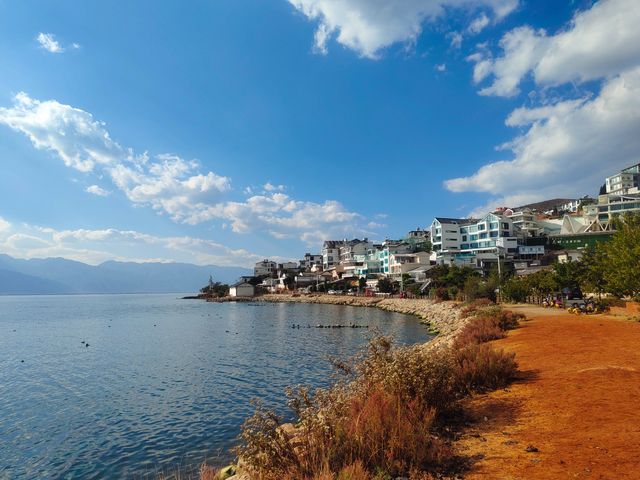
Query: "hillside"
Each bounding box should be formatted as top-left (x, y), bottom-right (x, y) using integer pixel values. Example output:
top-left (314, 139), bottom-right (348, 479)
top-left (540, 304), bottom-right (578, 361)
top-left (0, 254), bottom-right (251, 295)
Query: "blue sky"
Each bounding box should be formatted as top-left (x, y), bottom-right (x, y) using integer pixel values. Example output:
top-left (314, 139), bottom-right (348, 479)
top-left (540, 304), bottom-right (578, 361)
top-left (1, 0), bottom-right (639, 267)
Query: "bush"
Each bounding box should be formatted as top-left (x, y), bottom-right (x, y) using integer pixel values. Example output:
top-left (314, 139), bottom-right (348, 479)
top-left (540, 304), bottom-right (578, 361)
top-left (237, 318), bottom-right (521, 479)
top-left (453, 344), bottom-right (517, 394)
top-left (459, 298), bottom-right (494, 317)
top-left (453, 317), bottom-right (505, 348)
top-left (599, 297), bottom-right (626, 308)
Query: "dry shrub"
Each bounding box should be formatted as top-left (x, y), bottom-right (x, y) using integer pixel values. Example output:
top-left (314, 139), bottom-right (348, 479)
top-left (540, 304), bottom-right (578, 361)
top-left (236, 403), bottom-right (301, 479)
top-left (336, 461), bottom-right (369, 480)
top-left (453, 344), bottom-right (517, 394)
top-left (338, 390), bottom-right (446, 475)
top-left (453, 317), bottom-right (505, 348)
top-left (238, 315), bottom-right (521, 480)
top-left (491, 310), bottom-right (524, 330)
top-left (199, 464), bottom-right (218, 480)
top-left (460, 298), bottom-right (494, 317)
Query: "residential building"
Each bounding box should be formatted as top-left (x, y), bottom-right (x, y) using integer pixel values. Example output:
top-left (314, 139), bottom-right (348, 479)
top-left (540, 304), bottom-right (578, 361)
top-left (322, 238), bottom-right (373, 270)
top-left (587, 193), bottom-right (640, 228)
top-left (229, 281), bottom-right (255, 298)
top-left (388, 251), bottom-right (431, 278)
top-left (605, 163), bottom-right (640, 195)
top-left (430, 214), bottom-right (518, 270)
top-left (322, 240), bottom-right (343, 270)
top-left (339, 238), bottom-right (373, 263)
top-left (278, 261), bottom-right (299, 272)
top-left (254, 259), bottom-right (277, 278)
top-left (299, 253), bottom-right (322, 271)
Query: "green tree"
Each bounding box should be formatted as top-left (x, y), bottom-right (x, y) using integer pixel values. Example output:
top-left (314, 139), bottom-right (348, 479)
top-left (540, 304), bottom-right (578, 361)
top-left (377, 277), bottom-right (394, 294)
top-left (358, 276), bottom-right (367, 293)
top-left (553, 259), bottom-right (584, 290)
top-left (603, 212), bottom-right (640, 298)
top-left (579, 245), bottom-right (607, 297)
top-left (501, 276), bottom-right (530, 303)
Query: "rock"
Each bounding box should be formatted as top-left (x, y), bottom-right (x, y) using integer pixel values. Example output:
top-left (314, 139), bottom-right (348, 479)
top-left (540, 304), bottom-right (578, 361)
top-left (525, 445), bottom-right (540, 453)
top-left (217, 465), bottom-right (237, 479)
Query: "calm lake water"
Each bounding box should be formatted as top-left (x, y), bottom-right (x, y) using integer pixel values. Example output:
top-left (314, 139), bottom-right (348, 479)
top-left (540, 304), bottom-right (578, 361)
top-left (0, 294), bottom-right (430, 479)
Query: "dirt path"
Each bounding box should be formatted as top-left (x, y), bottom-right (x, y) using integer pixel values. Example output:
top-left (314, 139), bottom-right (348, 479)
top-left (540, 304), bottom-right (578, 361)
top-left (459, 305), bottom-right (640, 480)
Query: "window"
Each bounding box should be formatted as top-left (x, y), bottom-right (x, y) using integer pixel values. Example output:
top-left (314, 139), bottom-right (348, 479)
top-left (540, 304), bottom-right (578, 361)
top-left (489, 222), bottom-right (499, 229)
top-left (478, 224), bottom-right (486, 231)
top-left (462, 235), bottom-right (467, 241)
top-left (502, 223), bottom-right (509, 229)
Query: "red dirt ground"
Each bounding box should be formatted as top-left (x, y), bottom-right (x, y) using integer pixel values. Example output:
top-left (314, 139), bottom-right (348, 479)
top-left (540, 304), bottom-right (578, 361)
top-left (458, 305), bottom-right (640, 480)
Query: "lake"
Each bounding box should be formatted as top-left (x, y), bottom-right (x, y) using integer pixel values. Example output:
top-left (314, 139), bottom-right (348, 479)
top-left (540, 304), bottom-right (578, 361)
top-left (0, 294), bottom-right (430, 479)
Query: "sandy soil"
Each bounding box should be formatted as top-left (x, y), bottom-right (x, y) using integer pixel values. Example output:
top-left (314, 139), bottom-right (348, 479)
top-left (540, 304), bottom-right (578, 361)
top-left (459, 305), bottom-right (640, 479)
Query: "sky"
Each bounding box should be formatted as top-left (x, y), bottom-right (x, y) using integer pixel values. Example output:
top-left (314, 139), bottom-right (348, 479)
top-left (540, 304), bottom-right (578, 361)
top-left (1, 0), bottom-right (639, 268)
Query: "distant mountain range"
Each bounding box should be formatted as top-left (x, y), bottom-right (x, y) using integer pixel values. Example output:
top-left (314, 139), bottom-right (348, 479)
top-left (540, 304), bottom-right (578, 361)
top-left (0, 254), bottom-right (251, 295)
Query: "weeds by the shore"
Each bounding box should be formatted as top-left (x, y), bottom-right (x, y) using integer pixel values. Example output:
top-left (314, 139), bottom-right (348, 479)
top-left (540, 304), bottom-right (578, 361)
top-left (231, 300), bottom-right (520, 480)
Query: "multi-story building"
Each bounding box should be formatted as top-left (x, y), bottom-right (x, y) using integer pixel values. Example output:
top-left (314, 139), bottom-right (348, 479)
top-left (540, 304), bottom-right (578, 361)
top-left (254, 259), bottom-right (278, 278)
top-left (322, 238), bottom-right (373, 270)
top-left (299, 253), bottom-right (323, 271)
top-left (430, 214), bottom-right (518, 269)
top-left (278, 261), bottom-right (300, 273)
top-left (388, 251), bottom-right (431, 278)
top-left (606, 164), bottom-right (640, 195)
top-left (339, 238), bottom-right (373, 263)
top-left (322, 241), bottom-right (343, 270)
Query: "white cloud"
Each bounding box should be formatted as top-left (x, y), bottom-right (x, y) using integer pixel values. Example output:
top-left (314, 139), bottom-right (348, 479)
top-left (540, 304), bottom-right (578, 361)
top-left (263, 182), bottom-right (285, 192)
top-left (0, 223), bottom-right (285, 268)
top-left (445, 67), bottom-right (640, 207)
top-left (36, 32), bottom-right (79, 53)
top-left (0, 93), bottom-right (231, 222)
top-left (0, 93), bottom-right (376, 242)
top-left (447, 31), bottom-right (463, 49)
top-left (86, 185), bottom-right (110, 196)
top-left (287, 0), bottom-right (518, 59)
top-left (188, 192), bottom-right (374, 245)
top-left (435, 63), bottom-right (447, 72)
top-left (37, 33), bottom-right (64, 53)
top-left (469, 0), bottom-right (640, 97)
top-left (0, 216), bottom-right (10, 232)
top-left (468, 13), bottom-right (490, 34)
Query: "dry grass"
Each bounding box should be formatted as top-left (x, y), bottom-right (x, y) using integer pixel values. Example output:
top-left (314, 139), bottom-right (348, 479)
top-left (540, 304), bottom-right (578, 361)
top-left (232, 306), bottom-right (521, 480)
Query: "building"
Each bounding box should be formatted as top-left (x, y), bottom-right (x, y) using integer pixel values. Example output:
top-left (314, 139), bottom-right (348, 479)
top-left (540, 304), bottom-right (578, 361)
top-left (254, 259), bottom-right (277, 278)
top-left (299, 253), bottom-right (322, 271)
top-left (430, 214), bottom-right (518, 270)
top-left (606, 163), bottom-right (640, 195)
top-left (229, 281), bottom-right (255, 298)
top-left (278, 261), bottom-right (300, 272)
top-left (388, 251), bottom-right (430, 278)
top-left (322, 240), bottom-right (343, 270)
top-left (339, 238), bottom-right (373, 263)
top-left (321, 238), bottom-right (372, 270)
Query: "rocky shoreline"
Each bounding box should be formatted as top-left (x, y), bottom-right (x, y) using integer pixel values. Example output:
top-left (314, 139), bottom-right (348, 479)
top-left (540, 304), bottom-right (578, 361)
top-left (257, 294), bottom-right (468, 348)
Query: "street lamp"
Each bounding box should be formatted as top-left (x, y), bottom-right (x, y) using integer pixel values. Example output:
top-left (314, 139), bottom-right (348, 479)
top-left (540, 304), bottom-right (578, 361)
top-left (496, 245), bottom-right (505, 303)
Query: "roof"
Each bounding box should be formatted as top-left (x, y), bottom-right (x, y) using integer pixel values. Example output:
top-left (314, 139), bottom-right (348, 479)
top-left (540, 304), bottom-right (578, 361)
top-left (514, 198), bottom-right (577, 212)
top-left (434, 217), bottom-right (477, 225)
top-left (231, 281), bottom-right (254, 288)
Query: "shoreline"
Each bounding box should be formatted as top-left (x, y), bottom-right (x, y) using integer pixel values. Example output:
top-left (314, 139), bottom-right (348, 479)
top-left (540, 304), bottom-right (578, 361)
top-left (199, 293), bottom-right (472, 349)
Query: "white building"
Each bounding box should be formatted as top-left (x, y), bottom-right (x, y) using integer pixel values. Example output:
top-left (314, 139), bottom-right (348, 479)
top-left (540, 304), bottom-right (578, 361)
top-left (254, 259), bottom-right (277, 278)
top-left (322, 241), bottom-right (342, 270)
top-left (388, 251), bottom-right (431, 277)
top-left (229, 281), bottom-right (255, 298)
top-left (606, 164), bottom-right (640, 195)
top-left (300, 253), bottom-right (322, 271)
top-left (430, 214), bottom-right (518, 269)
